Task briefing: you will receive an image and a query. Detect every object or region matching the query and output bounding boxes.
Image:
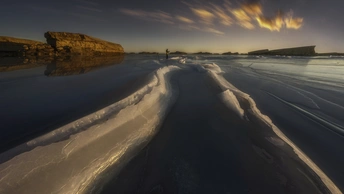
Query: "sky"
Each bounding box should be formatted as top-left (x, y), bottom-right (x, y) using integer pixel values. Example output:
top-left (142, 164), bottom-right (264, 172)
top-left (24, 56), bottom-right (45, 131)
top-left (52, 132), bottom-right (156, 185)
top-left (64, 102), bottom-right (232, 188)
top-left (1, 0), bottom-right (344, 53)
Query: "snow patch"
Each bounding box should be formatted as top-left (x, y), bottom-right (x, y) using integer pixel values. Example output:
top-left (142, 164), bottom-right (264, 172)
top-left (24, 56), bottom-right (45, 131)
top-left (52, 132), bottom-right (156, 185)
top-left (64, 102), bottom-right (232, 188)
top-left (218, 90), bottom-right (245, 119)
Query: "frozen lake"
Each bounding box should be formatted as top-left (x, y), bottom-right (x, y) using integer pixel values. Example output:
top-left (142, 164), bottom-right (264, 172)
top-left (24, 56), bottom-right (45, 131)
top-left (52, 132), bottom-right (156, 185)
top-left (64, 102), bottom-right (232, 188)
top-left (0, 55), bottom-right (343, 193)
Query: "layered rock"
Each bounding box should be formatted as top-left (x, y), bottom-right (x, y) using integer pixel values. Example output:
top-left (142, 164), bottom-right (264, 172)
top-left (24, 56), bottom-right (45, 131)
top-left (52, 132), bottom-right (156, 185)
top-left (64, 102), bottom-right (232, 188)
top-left (0, 32), bottom-right (124, 59)
top-left (248, 46), bottom-right (316, 56)
top-left (0, 36), bottom-right (54, 58)
top-left (44, 32), bottom-right (124, 56)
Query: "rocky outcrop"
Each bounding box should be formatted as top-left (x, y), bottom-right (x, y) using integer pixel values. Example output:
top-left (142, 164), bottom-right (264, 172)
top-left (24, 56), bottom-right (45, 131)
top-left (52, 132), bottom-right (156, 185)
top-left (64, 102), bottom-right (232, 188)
top-left (248, 46), bottom-right (316, 56)
top-left (0, 36), bottom-right (54, 58)
top-left (44, 32), bottom-right (124, 56)
top-left (0, 32), bottom-right (124, 59)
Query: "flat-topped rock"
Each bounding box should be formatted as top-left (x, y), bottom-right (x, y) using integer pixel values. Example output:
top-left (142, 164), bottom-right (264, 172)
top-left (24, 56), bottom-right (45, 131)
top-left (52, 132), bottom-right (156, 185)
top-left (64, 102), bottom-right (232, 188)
top-left (44, 32), bottom-right (124, 56)
top-left (248, 46), bottom-right (316, 56)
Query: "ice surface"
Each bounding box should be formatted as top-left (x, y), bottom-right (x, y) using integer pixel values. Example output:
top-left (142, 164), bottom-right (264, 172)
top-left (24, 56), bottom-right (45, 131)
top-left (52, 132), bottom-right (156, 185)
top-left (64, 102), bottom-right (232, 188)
top-left (205, 63), bottom-right (341, 194)
top-left (0, 66), bottom-right (180, 194)
top-left (1, 55), bottom-right (342, 194)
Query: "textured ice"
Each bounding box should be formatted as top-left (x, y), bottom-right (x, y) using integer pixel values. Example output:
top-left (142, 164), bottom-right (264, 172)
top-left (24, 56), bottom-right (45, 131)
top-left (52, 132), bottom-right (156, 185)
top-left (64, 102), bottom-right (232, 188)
top-left (0, 66), bottom-right (180, 194)
top-left (206, 66), bottom-right (340, 194)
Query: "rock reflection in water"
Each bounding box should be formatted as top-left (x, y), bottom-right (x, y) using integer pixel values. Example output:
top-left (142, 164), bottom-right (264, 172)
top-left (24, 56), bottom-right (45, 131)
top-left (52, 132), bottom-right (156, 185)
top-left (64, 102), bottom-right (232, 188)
top-left (44, 55), bottom-right (125, 76)
top-left (0, 57), bottom-right (52, 72)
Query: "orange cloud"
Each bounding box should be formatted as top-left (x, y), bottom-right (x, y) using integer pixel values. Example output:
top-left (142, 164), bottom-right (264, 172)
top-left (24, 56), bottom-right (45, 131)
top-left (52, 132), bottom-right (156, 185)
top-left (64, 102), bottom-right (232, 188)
top-left (256, 11), bottom-right (284, 31)
top-left (120, 1), bottom-right (304, 32)
top-left (284, 11), bottom-right (303, 29)
top-left (232, 9), bottom-right (255, 29)
top-left (191, 8), bottom-right (215, 24)
top-left (285, 17), bottom-right (303, 29)
top-left (256, 10), bottom-right (304, 31)
top-left (176, 16), bottom-right (194, 24)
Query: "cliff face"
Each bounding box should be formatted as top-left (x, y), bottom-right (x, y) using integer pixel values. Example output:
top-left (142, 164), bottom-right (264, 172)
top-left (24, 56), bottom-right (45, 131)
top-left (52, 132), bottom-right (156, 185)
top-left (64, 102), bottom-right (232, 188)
top-left (248, 46), bottom-right (316, 56)
top-left (44, 32), bottom-right (124, 56)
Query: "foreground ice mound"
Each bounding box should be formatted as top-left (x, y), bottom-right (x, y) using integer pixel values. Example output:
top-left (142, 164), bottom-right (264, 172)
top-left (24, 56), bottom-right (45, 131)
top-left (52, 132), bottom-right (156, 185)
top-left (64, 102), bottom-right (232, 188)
top-left (0, 66), bottom-right (180, 194)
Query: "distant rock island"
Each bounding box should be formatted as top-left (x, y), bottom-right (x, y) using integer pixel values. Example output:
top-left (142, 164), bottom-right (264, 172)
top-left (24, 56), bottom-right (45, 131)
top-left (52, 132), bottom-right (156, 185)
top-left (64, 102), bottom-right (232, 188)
top-left (248, 46), bottom-right (316, 56)
top-left (222, 52), bottom-right (239, 55)
top-left (170, 51), bottom-right (187, 55)
top-left (138, 52), bottom-right (159, 55)
top-left (192, 52), bottom-right (212, 55)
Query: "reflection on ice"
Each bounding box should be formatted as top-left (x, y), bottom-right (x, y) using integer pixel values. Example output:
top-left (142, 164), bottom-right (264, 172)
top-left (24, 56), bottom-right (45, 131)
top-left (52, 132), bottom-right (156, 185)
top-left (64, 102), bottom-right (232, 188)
top-left (44, 55), bottom-right (125, 76)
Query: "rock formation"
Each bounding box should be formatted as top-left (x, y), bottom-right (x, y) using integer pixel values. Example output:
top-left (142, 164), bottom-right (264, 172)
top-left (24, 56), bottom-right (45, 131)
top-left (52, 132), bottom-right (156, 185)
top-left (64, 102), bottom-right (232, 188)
top-left (44, 32), bottom-right (124, 56)
top-left (0, 32), bottom-right (125, 72)
top-left (0, 32), bottom-right (124, 59)
top-left (0, 36), bottom-right (54, 58)
top-left (248, 46), bottom-right (316, 56)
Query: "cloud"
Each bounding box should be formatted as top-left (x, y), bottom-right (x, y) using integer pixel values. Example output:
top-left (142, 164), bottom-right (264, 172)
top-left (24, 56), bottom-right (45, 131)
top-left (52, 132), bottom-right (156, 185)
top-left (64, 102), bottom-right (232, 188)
top-left (204, 27), bottom-right (225, 35)
top-left (285, 17), bottom-right (303, 29)
top-left (176, 16), bottom-right (194, 24)
top-left (256, 11), bottom-right (284, 31)
top-left (191, 8), bottom-right (215, 24)
top-left (178, 24), bottom-right (200, 31)
top-left (120, 1), bottom-right (303, 33)
top-left (256, 10), bottom-right (304, 31)
top-left (241, 2), bottom-right (262, 16)
top-left (231, 1), bottom-right (303, 31)
top-left (284, 11), bottom-right (303, 29)
top-left (119, 9), bottom-right (174, 24)
top-left (231, 9), bottom-right (255, 29)
top-left (76, 5), bottom-right (102, 12)
top-left (209, 3), bottom-right (233, 26)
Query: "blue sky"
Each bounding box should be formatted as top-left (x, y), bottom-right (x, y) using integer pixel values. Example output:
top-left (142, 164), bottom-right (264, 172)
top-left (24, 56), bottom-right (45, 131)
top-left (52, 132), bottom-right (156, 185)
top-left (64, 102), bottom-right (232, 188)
top-left (1, 0), bottom-right (343, 53)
